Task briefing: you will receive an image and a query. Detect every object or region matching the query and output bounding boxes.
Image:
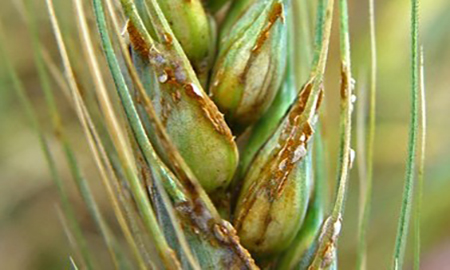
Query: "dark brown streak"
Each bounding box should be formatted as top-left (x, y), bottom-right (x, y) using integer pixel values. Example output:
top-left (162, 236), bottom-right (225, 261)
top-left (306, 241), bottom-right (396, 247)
top-left (127, 21), bottom-right (150, 58)
top-left (252, 2), bottom-right (284, 54)
top-left (239, 2), bottom-right (284, 84)
top-left (234, 82), bottom-right (317, 239)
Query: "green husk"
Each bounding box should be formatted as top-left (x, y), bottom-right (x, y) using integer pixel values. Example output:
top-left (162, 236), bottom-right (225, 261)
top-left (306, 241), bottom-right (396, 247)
top-left (218, 0), bottom-right (256, 39)
top-left (93, 0), bottom-right (259, 268)
top-left (234, 146), bottom-right (313, 255)
top-left (238, 4), bottom-right (297, 178)
top-left (276, 128), bottom-right (327, 270)
top-left (123, 0), bottom-right (239, 194)
top-left (140, 146), bottom-right (258, 269)
top-left (233, 0), bottom-right (334, 257)
top-left (210, 0), bottom-right (288, 129)
top-left (135, 0), bottom-right (215, 86)
top-left (204, 0), bottom-right (232, 13)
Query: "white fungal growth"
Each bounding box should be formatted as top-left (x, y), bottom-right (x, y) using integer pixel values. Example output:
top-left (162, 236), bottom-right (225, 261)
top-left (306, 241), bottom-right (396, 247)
top-left (311, 114), bottom-right (319, 125)
top-left (186, 83), bottom-right (203, 98)
top-left (278, 159), bottom-right (287, 170)
top-left (292, 145), bottom-right (306, 163)
top-left (349, 148), bottom-right (356, 169)
top-left (333, 216), bottom-right (342, 240)
top-left (350, 77), bottom-right (356, 90)
top-left (158, 72), bottom-right (168, 83)
top-left (300, 134), bottom-right (306, 142)
top-left (192, 84), bottom-right (203, 97)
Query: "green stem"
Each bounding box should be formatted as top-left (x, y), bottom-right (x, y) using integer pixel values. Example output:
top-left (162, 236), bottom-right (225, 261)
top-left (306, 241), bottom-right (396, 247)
top-left (307, 0), bottom-right (353, 267)
top-left (392, 0), bottom-right (420, 268)
top-left (310, 0), bottom-right (326, 72)
top-left (302, 0), bottom-right (335, 125)
top-left (331, 0), bottom-right (353, 221)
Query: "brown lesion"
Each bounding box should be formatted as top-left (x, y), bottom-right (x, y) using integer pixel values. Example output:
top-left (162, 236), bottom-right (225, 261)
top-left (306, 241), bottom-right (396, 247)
top-left (340, 62), bottom-right (350, 99)
top-left (251, 2), bottom-right (284, 54)
top-left (162, 66), bottom-right (184, 87)
top-left (160, 163), bottom-right (256, 267)
top-left (127, 21), bottom-right (150, 59)
top-left (128, 15), bottom-right (235, 141)
top-left (163, 32), bottom-right (173, 46)
top-left (237, 1), bottom-right (284, 101)
top-left (171, 90), bottom-right (181, 103)
top-left (175, 196), bottom-right (258, 268)
top-left (239, 2), bottom-right (284, 86)
top-left (184, 83), bottom-right (235, 141)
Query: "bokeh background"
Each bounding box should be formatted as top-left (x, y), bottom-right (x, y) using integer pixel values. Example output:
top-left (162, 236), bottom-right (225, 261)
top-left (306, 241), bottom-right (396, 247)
top-left (0, 0), bottom-right (449, 269)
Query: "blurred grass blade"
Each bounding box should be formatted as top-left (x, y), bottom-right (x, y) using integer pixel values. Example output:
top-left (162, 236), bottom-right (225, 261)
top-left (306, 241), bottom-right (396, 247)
top-left (292, 0), bottom-right (314, 85)
top-left (70, 257), bottom-right (80, 270)
top-left (392, 0), bottom-right (420, 268)
top-left (356, 0), bottom-right (377, 268)
top-left (21, 1), bottom-right (131, 268)
top-left (0, 18), bottom-right (95, 270)
top-left (45, 0), bottom-right (181, 268)
top-left (413, 46), bottom-right (426, 270)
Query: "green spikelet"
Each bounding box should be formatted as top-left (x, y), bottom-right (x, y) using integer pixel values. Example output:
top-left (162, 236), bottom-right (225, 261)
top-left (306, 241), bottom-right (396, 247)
top-left (239, 5), bottom-right (297, 177)
top-left (233, 80), bottom-right (322, 255)
top-left (156, 0), bottom-right (215, 86)
top-left (127, 0), bottom-right (239, 193)
top-left (210, 0), bottom-right (288, 130)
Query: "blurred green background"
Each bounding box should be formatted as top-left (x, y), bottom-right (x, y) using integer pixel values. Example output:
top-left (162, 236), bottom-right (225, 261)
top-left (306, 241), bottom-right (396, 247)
top-left (0, 0), bottom-right (449, 269)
